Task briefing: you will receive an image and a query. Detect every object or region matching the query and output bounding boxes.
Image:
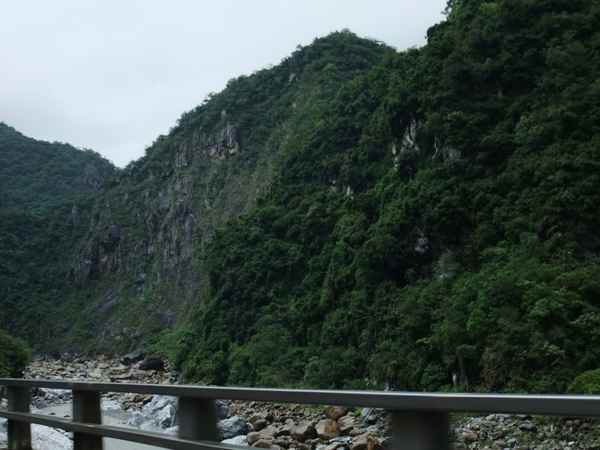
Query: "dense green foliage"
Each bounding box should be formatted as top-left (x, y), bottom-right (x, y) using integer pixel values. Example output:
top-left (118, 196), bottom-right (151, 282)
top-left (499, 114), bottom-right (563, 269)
top-left (173, 0), bottom-right (600, 393)
top-left (568, 369), bottom-right (600, 395)
top-left (0, 123), bottom-right (116, 210)
top-left (0, 328), bottom-right (32, 377)
top-left (0, 123), bottom-right (117, 352)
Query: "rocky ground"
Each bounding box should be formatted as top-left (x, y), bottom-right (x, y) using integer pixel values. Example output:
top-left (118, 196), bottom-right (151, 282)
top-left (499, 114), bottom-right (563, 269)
top-left (7, 356), bottom-right (600, 450)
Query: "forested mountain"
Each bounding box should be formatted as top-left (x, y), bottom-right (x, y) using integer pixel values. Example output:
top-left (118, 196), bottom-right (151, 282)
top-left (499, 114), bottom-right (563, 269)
top-left (2, 0), bottom-right (600, 394)
top-left (0, 123), bottom-right (116, 375)
top-left (0, 123), bottom-right (116, 209)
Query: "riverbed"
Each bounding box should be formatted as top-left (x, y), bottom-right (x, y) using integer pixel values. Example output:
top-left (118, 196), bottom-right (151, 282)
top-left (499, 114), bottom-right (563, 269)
top-left (0, 400), bottom-right (159, 450)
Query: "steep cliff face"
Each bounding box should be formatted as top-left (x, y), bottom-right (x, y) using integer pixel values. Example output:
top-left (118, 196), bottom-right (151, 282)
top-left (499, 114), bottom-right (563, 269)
top-left (51, 31), bottom-right (394, 352)
top-left (70, 133), bottom-right (255, 343)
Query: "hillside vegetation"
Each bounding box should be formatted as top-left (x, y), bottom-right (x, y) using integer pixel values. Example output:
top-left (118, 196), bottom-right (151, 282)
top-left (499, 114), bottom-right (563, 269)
top-left (0, 123), bottom-right (116, 372)
top-left (1, 0), bottom-right (600, 393)
top-left (173, 0), bottom-right (600, 392)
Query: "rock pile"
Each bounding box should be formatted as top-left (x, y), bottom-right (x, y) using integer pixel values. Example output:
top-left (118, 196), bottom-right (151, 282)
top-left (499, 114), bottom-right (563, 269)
top-left (219, 402), bottom-right (389, 450)
top-left (451, 414), bottom-right (600, 450)
top-left (25, 354), bottom-right (171, 385)
top-left (25, 354), bottom-right (170, 410)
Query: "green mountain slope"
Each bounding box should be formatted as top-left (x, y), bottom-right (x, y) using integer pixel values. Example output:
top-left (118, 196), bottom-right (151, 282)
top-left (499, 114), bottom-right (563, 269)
top-left (0, 123), bottom-right (116, 210)
top-left (0, 123), bottom-right (116, 361)
top-left (174, 0), bottom-right (600, 392)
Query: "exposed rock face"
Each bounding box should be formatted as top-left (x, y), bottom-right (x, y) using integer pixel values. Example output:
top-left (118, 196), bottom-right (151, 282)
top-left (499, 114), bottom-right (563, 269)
top-left (64, 116), bottom-right (272, 350)
top-left (101, 225), bottom-right (121, 252)
top-left (173, 122), bottom-right (239, 170)
top-left (434, 136), bottom-right (461, 161)
top-left (83, 164), bottom-right (102, 188)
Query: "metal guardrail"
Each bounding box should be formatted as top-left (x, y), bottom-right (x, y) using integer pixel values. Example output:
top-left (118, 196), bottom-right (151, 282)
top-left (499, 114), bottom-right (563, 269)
top-left (0, 378), bottom-right (599, 450)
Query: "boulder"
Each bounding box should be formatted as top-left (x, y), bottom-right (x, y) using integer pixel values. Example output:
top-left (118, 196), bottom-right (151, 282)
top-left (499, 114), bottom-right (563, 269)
top-left (131, 370), bottom-right (153, 380)
top-left (251, 418), bottom-right (269, 431)
top-left (519, 423), bottom-right (537, 433)
top-left (302, 407), bottom-right (314, 417)
top-left (291, 421), bottom-right (317, 442)
top-left (216, 400), bottom-right (230, 420)
top-left (258, 424), bottom-right (279, 439)
top-left (350, 433), bottom-right (383, 450)
top-left (359, 408), bottom-right (382, 425)
top-left (316, 419), bottom-right (340, 440)
top-left (324, 443), bottom-right (348, 450)
top-left (275, 419), bottom-right (295, 436)
top-left (338, 415), bottom-right (358, 435)
top-left (258, 410), bottom-right (275, 422)
top-left (218, 416), bottom-right (253, 440)
top-left (324, 406), bottom-right (349, 421)
top-left (222, 435), bottom-right (249, 446)
top-left (249, 412), bottom-right (272, 428)
top-left (139, 356), bottom-right (165, 371)
top-left (349, 428), bottom-right (368, 437)
top-left (122, 347), bottom-right (146, 365)
top-left (110, 373), bottom-right (132, 382)
top-left (252, 439), bottom-right (273, 448)
top-left (246, 432), bottom-right (263, 445)
top-left (155, 404), bottom-right (174, 428)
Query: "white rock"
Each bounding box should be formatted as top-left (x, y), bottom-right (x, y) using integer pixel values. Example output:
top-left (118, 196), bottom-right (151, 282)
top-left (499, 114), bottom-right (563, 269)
top-left (101, 399), bottom-right (122, 411)
top-left (222, 435), bottom-right (250, 446)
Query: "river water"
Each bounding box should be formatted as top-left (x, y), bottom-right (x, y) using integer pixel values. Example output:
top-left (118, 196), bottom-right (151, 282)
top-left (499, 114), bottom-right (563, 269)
top-left (4, 401), bottom-right (158, 450)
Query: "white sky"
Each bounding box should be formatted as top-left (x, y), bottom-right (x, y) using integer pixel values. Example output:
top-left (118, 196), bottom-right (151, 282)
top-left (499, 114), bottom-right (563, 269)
top-left (0, 0), bottom-right (447, 168)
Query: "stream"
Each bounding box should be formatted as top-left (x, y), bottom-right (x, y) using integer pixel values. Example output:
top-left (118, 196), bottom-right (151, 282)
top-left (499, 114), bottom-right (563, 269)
top-left (0, 397), bottom-right (166, 449)
top-left (39, 401), bottom-right (157, 450)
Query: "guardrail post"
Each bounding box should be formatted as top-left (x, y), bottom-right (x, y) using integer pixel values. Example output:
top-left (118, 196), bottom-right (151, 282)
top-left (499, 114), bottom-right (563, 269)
top-left (390, 410), bottom-right (449, 450)
top-left (73, 389), bottom-right (103, 450)
top-left (178, 396), bottom-right (218, 441)
top-left (6, 385), bottom-right (31, 450)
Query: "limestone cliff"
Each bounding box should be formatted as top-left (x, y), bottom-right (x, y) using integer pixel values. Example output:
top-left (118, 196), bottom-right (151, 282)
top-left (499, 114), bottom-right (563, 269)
top-left (55, 31), bottom-right (393, 352)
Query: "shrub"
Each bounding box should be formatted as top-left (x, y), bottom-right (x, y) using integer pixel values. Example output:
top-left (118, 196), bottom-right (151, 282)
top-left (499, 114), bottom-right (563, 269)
top-left (567, 369), bottom-right (600, 395)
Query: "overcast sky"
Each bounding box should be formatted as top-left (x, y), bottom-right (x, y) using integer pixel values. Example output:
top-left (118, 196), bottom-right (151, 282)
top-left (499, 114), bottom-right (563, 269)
top-left (1, 0), bottom-right (447, 168)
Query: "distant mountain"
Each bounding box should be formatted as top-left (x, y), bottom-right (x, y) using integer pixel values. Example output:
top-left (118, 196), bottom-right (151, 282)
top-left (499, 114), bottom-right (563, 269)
top-left (0, 123), bottom-right (116, 361)
top-left (0, 122), bottom-right (116, 210)
top-left (2, 0), bottom-right (600, 395)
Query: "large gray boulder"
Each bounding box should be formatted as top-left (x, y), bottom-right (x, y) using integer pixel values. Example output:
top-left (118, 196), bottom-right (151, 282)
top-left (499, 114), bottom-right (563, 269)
top-left (138, 356), bottom-right (165, 371)
top-left (122, 347), bottom-right (146, 365)
top-left (217, 416), bottom-right (253, 440)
